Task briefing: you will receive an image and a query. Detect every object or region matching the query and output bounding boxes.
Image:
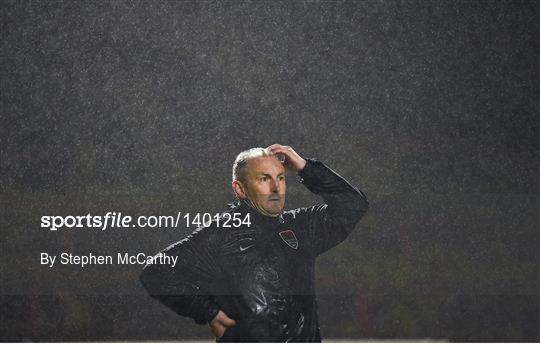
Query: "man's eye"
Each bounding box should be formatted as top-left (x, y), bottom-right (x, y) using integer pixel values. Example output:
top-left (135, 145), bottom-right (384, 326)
top-left (260, 177), bottom-right (267, 181)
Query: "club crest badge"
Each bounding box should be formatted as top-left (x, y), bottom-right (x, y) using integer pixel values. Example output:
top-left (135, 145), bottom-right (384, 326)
top-left (279, 230), bottom-right (298, 249)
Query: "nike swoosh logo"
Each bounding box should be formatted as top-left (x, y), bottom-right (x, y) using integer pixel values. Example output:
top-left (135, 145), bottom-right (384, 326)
top-left (239, 244), bottom-right (254, 252)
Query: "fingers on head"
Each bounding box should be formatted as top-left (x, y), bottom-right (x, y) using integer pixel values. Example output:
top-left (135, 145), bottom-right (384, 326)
top-left (267, 144), bottom-right (292, 156)
top-left (267, 143), bottom-right (283, 151)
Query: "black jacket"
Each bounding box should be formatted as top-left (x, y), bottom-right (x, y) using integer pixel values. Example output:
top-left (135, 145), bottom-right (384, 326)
top-left (140, 158), bottom-right (368, 342)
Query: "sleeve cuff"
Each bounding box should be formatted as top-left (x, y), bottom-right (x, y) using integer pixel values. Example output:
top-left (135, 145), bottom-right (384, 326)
top-left (297, 157), bottom-right (319, 181)
top-left (193, 299), bottom-right (220, 325)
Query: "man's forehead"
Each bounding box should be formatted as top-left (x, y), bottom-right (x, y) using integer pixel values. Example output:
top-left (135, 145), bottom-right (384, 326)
top-left (246, 156), bottom-right (285, 175)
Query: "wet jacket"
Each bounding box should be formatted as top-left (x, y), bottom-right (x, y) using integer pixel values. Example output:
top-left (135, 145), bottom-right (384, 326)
top-left (140, 158), bottom-right (369, 342)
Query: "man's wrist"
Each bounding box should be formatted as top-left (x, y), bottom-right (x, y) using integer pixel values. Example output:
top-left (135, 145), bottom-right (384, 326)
top-left (297, 158), bottom-right (307, 172)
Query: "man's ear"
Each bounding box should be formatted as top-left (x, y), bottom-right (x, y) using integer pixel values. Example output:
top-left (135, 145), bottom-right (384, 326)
top-left (232, 180), bottom-right (247, 199)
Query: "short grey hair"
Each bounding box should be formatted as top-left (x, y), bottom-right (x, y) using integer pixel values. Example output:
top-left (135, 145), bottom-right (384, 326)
top-left (232, 147), bottom-right (272, 184)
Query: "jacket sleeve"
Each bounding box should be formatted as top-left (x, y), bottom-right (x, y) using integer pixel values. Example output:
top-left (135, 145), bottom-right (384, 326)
top-left (139, 226), bottom-right (222, 324)
top-left (296, 158), bottom-right (369, 256)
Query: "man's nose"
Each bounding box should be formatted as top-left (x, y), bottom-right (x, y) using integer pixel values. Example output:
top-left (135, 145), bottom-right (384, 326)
top-left (270, 178), bottom-right (280, 193)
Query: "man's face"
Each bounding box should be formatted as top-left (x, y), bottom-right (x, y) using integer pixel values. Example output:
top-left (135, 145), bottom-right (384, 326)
top-left (242, 156), bottom-right (286, 216)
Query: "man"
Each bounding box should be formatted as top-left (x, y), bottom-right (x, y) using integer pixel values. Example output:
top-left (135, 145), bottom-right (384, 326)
top-left (140, 144), bottom-right (368, 342)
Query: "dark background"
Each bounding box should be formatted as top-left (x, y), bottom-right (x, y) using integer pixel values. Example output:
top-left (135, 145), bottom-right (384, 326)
top-left (1, 0), bottom-right (538, 341)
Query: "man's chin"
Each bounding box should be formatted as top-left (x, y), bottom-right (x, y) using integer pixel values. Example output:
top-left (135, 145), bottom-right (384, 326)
top-left (263, 204), bottom-right (284, 216)
top-left (247, 198), bottom-right (284, 217)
